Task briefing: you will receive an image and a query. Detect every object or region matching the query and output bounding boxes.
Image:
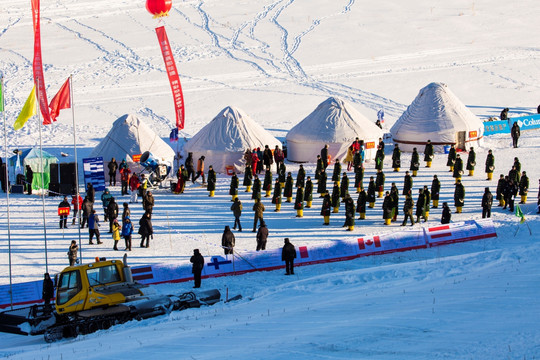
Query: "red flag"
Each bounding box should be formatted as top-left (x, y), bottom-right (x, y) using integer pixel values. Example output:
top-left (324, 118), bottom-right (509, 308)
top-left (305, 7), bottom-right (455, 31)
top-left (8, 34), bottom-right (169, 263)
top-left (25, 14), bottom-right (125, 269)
top-left (31, 0), bottom-right (52, 125)
top-left (155, 26), bottom-right (185, 130)
top-left (49, 78), bottom-right (71, 121)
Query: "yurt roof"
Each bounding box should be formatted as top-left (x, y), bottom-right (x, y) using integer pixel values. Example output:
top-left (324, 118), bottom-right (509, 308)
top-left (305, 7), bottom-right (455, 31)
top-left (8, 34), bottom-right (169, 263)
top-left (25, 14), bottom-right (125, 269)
top-left (286, 97), bottom-right (383, 143)
top-left (90, 114), bottom-right (174, 162)
top-left (390, 82), bottom-right (483, 142)
top-left (184, 106), bottom-right (281, 152)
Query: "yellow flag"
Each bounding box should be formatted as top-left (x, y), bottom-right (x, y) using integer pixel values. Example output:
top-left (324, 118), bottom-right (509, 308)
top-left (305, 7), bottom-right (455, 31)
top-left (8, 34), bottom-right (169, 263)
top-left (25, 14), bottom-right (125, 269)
top-left (14, 86), bottom-right (37, 130)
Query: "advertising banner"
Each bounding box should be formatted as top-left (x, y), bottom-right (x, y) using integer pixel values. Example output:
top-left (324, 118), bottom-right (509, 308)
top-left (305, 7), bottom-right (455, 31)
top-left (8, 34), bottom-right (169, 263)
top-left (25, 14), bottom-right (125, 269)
top-left (83, 157), bottom-right (106, 192)
top-left (0, 219), bottom-right (498, 308)
top-left (155, 26), bottom-right (185, 130)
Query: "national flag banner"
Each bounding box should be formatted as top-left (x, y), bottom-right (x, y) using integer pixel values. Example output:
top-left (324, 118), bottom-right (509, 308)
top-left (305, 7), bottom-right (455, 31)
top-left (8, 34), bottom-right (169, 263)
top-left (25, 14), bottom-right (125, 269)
top-left (515, 204), bottom-right (525, 223)
top-left (358, 236), bottom-right (381, 251)
top-left (13, 86), bottom-right (37, 130)
top-left (31, 0), bottom-right (52, 125)
top-left (155, 26), bottom-right (185, 130)
top-left (49, 77), bottom-right (71, 121)
top-left (169, 128), bottom-right (178, 142)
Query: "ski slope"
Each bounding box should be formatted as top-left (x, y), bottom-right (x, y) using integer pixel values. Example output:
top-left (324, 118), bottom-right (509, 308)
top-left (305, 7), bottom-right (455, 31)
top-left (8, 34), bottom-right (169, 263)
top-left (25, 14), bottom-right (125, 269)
top-left (1, 0), bottom-right (540, 358)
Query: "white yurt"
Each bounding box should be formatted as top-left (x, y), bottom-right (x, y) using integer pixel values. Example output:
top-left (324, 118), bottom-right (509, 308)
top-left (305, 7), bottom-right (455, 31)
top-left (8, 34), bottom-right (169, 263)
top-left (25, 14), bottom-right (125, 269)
top-left (390, 82), bottom-right (484, 152)
top-left (183, 106), bottom-right (282, 173)
top-left (90, 114), bottom-right (175, 166)
top-left (285, 97), bottom-right (383, 163)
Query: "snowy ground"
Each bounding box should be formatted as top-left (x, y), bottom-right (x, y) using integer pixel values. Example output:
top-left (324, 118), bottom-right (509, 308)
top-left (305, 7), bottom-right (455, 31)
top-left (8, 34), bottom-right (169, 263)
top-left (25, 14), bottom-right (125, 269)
top-left (1, 0), bottom-right (540, 358)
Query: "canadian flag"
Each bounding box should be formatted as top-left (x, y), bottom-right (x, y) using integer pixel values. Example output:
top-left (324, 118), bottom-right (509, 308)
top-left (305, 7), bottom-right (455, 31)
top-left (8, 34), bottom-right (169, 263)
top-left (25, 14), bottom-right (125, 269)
top-left (358, 236), bottom-right (381, 250)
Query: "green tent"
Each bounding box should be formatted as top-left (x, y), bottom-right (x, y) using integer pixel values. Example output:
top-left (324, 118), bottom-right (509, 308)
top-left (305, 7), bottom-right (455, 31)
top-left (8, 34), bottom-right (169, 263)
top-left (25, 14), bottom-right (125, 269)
top-left (9, 148), bottom-right (58, 190)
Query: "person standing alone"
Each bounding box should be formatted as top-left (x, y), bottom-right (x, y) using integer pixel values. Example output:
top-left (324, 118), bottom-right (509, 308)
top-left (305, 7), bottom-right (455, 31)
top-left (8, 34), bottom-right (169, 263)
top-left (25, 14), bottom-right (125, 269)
top-left (190, 249), bottom-right (204, 288)
top-left (282, 238), bottom-right (297, 275)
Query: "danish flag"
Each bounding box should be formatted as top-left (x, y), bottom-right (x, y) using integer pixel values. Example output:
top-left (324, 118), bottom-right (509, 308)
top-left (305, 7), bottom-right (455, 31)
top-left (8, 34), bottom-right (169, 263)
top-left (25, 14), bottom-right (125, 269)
top-left (358, 236), bottom-right (381, 250)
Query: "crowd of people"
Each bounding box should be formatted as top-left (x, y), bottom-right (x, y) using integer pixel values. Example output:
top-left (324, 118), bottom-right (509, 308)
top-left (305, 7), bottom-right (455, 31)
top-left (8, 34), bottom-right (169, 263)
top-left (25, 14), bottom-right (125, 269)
top-left (58, 134), bottom-right (535, 281)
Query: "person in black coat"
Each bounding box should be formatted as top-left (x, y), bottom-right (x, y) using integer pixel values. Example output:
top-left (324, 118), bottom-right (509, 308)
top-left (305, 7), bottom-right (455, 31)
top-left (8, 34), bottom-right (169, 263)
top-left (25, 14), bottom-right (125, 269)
top-left (500, 107), bottom-right (509, 120)
top-left (25, 165), bottom-right (33, 195)
top-left (282, 238), bottom-right (297, 275)
top-left (58, 196), bottom-right (70, 229)
top-left (138, 212), bottom-right (153, 248)
top-left (482, 187), bottom-right (493, 218)
top-left (321, 144), bottom-right (329, 169)
top-left (441, 202), bottom-right (451, 224)
top-left (42, 273), bottom-right (55, 306)
top-left (86, 182), bottom-right (95, 203)
top-left (81, 197), bottom-right (92, 228)
top-left (256, 220), bottom-right (269, 251)
top-left (185, 152), bottom-right (195, 182)
top-left (107, 197), bottom-right (119, 233)
top-left (108, 158), bottom-right (118, 186)
top-left (190, 249), bottom-right (204, 288)
top-left (511, 122), bottom-right (520, 148)
top-left (222, 225), bottom-right (235, 255)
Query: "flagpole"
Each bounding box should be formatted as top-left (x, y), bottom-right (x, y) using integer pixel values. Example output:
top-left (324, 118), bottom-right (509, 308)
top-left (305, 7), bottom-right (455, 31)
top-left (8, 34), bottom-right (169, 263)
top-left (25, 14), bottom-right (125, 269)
top-left (1, 76), bottom-right (14, 309)
top-left (35, 79), bottom-right (49, 273)
top-left (70, 75), bottom-right (83, 264)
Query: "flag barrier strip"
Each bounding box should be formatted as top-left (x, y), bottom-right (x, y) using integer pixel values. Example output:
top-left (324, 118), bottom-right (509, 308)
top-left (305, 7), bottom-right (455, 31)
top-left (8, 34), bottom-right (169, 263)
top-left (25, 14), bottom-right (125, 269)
top-left (0, 219), bottom-right (497, 309)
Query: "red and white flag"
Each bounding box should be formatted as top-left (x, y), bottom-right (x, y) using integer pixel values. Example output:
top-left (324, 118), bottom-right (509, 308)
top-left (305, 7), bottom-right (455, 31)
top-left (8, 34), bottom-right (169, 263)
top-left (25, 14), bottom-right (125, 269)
top-left (49, 78), bottom-right (71, 121)
top-left (358, 236), bottom-right (381, 251)
top-left (31, 0), bottom-right (52, 125)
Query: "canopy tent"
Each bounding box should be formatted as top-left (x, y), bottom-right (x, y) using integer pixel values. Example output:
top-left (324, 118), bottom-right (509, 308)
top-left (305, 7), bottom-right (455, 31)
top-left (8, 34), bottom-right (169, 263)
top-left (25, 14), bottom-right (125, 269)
top-left (390, 82), bottom-right (484, 152)
top-left (9, 148), bottom-right (58, 190)
top-left (286, 97), bottom-right (383, 163)
top-left (184, 106), bottom-right (282, 173)
top-left (90, 114), bottom-right (175, 171)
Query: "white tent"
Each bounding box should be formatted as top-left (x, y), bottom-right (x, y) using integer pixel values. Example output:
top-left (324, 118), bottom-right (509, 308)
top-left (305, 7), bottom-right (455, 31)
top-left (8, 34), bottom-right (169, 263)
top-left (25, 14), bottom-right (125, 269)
top-left (390, 82), bottom-right (484, 152)
top-left (285, 97), bottom-right (383, 163)
top-left (183, 106), bottom-right (282, 174)
top-left (90, 114), bottom-right (175, 166)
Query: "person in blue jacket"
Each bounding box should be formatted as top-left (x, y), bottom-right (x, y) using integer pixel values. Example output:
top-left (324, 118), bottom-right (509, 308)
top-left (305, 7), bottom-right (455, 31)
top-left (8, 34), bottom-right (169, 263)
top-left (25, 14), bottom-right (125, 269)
top-left (122, 216), bottom-right (134, 251)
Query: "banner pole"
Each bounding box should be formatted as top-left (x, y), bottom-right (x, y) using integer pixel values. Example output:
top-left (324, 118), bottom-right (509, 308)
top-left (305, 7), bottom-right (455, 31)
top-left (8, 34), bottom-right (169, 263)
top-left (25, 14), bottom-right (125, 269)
top-left (35, 78), bottom-right (49, 273)
top-left (2, 76), bottom-right (14, 309)
top-left (70, 75), bottom-right (83, 264)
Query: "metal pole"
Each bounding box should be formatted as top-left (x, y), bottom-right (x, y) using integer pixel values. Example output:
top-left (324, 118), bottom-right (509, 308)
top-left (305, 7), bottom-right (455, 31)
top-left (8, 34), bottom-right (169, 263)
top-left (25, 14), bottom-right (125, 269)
top-left (2, 76), bottom-right (14, 309)
top-left (70, 75), bottom-right (83, 264)
top-left (35, 79), bottom-right (49, 273)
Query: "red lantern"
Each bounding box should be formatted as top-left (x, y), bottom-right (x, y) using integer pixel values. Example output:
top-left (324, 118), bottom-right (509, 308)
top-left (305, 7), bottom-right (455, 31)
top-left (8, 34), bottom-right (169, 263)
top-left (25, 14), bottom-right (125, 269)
top-left (146, 0), bottom-right (173, 18)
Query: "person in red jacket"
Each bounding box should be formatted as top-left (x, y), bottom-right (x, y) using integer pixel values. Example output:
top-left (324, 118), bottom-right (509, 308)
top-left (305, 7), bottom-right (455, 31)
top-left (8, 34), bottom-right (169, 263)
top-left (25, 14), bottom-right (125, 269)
top-left (71, 194), bottom-right (83, 226)
top-left (120, 166), bottom-right (131, 196)
top-left (129, 173), bottom-right (140, 203)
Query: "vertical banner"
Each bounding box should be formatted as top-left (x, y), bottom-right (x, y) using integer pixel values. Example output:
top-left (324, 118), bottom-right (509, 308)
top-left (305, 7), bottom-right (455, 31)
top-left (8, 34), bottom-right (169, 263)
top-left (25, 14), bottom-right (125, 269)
top-left (83, 157), bottom-right (106, 192)
top-left (155, 26), bottom-right (185, 130)
top-left (31, 0), bottom-right (51, 125)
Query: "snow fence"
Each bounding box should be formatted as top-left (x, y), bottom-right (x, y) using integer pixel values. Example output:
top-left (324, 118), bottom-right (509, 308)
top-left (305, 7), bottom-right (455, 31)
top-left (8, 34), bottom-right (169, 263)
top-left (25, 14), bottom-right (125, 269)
top-left (0, 219), bottom-right (496, 309)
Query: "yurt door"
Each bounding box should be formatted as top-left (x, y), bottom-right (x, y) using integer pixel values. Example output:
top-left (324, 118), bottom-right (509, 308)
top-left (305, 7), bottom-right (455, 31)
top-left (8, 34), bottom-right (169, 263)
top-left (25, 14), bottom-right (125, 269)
top-left (456, 131), bottom-right (466, 151)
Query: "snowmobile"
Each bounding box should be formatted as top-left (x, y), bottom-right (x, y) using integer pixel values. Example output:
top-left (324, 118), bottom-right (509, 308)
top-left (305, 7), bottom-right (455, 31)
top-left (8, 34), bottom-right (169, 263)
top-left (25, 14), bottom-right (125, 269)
top-left (0, 255), bottom-right (220, 342)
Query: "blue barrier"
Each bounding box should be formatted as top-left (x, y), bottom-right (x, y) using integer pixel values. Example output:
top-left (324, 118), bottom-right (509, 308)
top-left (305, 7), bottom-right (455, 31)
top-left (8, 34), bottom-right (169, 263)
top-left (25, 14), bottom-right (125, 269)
top-left (484, 114), bottom-right (540, 135)
top-left (0, 219), bottom-right (497, 309)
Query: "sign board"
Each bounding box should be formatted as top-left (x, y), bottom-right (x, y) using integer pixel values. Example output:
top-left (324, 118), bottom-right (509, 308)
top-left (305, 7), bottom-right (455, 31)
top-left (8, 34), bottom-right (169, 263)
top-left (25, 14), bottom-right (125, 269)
top-left (484, 114), bottom-right (540, 135)
top-left (83, 157), bottom-right (106, 192)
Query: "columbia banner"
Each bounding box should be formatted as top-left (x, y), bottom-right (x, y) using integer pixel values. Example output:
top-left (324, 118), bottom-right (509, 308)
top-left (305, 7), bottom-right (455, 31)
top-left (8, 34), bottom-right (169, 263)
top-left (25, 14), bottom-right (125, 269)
top-left (155, 26), bottom-right (185, 130)
top-left (31, 0), bottom-right (52, 125)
